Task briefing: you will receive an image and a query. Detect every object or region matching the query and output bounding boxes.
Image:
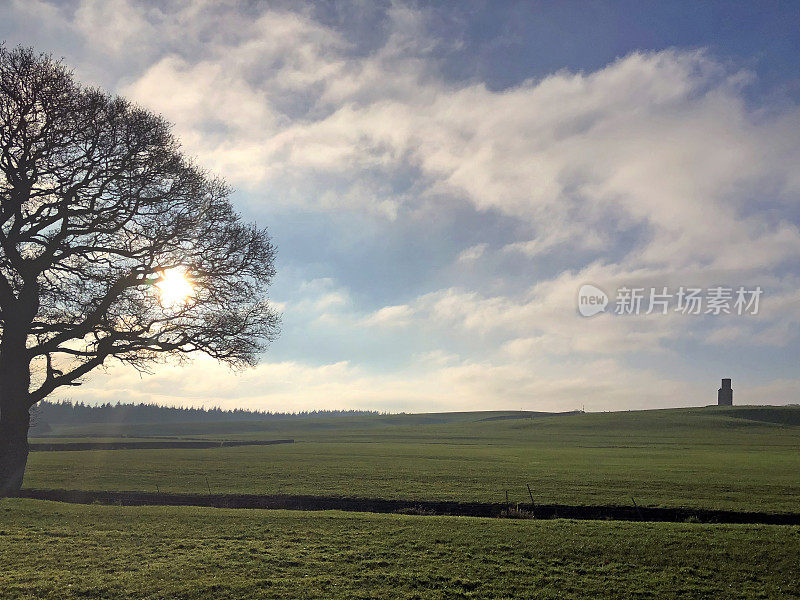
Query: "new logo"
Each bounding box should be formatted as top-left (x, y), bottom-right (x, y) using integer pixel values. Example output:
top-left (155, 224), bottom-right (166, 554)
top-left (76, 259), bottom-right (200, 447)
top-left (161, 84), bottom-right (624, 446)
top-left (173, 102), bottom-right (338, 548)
top-left (577, 284), bottom-right (608, 317)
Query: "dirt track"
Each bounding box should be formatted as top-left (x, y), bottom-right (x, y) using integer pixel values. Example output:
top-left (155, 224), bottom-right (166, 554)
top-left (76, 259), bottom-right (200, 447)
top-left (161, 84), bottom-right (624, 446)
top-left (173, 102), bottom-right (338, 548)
top-left (14, 488), bottom-right (800, 525)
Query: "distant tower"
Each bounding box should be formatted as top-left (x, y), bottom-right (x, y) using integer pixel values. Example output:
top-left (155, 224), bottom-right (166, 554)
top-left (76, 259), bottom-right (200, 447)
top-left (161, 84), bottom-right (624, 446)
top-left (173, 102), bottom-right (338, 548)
top-left (718, 378), bottom-right (733, 406)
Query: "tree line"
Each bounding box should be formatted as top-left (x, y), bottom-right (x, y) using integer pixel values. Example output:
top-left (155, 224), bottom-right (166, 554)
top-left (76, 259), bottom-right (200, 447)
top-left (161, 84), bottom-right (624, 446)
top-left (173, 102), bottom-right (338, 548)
top-left (33, 400), bottom-right (382, 425)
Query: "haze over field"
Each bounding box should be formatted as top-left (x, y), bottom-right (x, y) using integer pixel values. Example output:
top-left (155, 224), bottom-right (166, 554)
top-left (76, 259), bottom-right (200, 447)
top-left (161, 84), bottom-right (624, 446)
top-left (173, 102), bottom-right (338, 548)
top-left (3, 1), bottom-right (800, 412)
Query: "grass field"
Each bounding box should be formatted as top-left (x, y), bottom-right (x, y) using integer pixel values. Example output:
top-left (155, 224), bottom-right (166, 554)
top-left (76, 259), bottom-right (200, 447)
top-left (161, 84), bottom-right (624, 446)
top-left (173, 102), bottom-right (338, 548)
top-left (11, 406), bottom-right (800, 598)
top-left (2, 499), bottom-right (799, 599)
top-left (23, 406), bottom-right (800, 512)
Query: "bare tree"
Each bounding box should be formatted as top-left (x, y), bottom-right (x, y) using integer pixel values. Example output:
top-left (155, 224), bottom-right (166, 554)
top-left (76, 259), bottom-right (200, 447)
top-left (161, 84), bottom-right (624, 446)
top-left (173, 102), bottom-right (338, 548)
top-left (0, 47), bottom-right (280, 494)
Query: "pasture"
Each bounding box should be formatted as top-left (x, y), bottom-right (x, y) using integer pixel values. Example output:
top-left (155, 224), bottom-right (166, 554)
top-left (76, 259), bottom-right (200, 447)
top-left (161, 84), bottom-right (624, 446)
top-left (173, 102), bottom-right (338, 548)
top-left (7, 406), bottom-right (800, 599)
top-left (23, 406), bottom-right (800, 513)
top-left (2, 499), bottom-right (799, 599)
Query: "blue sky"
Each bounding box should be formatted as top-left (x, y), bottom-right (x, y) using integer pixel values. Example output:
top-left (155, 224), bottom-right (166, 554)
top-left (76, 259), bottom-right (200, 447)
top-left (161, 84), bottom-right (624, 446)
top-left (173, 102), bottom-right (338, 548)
top-left (3, 1), bottom-right (800, 411)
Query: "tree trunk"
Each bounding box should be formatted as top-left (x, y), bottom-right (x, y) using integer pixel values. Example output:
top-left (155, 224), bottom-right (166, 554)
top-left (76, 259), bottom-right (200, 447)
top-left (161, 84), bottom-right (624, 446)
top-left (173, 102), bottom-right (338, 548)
top-left (0, 403), bottom-right (30, 495)
top-left (0, 339), bottom-right (32, 496)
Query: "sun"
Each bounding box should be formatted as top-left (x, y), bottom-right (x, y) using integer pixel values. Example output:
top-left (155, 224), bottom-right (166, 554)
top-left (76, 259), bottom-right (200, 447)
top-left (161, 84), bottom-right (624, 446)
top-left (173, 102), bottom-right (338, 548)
top-left (155, 267), bottom-right (194, 306)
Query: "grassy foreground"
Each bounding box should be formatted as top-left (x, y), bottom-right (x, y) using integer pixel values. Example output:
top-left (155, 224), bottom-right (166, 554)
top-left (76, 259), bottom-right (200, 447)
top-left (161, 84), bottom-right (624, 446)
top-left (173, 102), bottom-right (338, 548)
top-left (24, 407), bottom-right (800, 512)
top-left (1, 499), bottom-right (798, 599)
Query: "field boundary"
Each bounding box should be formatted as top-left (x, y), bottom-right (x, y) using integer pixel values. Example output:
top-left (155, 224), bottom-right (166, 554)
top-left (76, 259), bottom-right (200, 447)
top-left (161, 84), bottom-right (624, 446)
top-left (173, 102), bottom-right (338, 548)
top-left (13, 488), bottom-right (800, 525)
top-left (28, 440), bottom-right (294, 451)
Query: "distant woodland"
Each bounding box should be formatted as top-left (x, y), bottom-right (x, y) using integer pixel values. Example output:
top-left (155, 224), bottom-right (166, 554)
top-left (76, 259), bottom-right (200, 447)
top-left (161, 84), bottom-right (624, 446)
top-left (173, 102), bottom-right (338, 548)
top-left (31, 400), bottom-right (382, 426)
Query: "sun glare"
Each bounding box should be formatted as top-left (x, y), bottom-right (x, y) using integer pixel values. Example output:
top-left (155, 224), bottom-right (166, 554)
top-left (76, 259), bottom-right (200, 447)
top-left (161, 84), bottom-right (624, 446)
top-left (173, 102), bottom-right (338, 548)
top-left (156, 267), bottom-right (194, 306)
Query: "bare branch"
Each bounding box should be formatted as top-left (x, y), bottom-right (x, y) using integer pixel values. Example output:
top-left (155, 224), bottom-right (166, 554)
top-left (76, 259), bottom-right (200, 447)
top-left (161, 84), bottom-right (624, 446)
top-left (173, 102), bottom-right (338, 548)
top-left (0, 46), bottom-right (280, 407)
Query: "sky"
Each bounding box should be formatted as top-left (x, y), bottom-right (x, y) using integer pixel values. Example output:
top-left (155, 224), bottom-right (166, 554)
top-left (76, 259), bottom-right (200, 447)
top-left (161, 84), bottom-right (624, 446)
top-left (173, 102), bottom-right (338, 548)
top-left (2, 0), bottom-right (800, 412)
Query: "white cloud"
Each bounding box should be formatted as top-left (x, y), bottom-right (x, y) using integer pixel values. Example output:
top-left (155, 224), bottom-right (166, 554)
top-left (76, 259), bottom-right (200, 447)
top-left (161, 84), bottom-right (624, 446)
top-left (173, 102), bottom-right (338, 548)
top-left (361, 304), bottom-right (414, 328)
top-left (6, 2), bottom-right (800, 411)
top-left (55, 352), bottom-right (699, 412)
top-left (457, 243), bottom-right (488, 263)
top-left (73, 0), bottom-right (155, 54)
top-left (115, 23), bottom-right (800, 280)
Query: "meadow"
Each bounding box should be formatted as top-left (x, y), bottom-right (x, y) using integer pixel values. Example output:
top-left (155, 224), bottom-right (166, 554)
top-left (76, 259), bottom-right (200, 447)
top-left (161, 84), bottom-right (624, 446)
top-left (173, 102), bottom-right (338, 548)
top-left (24, 406), bottom-right (800, 512)
top-left (2, 499), bottom-right (799, 599)
top-left (10, 405), bottom-right (800, 598)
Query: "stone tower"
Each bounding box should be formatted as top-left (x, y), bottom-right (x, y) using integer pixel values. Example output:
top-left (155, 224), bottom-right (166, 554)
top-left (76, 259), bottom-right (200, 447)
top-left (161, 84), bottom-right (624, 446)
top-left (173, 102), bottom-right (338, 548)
top-left (718, 378), bottom-right (733, 406)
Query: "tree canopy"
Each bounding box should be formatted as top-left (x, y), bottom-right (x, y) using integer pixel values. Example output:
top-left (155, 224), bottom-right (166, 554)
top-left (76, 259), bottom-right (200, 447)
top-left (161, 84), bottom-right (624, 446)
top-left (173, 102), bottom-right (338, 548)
top-left (0, 45), bottom-right (280, 492)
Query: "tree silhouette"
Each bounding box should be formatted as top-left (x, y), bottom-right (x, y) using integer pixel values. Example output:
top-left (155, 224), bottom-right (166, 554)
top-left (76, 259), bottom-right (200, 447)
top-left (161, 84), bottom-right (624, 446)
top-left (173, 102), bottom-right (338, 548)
top-left (0, 47), bottom-right (280, 493)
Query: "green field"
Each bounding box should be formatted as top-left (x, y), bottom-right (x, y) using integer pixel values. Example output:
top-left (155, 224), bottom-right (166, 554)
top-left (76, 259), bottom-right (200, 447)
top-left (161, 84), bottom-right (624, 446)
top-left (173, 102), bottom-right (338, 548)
top-left (9, 406), bottom-right (800, 598)
top-left (2, 499), bottom-right (799, 599)
top-left (24, 406), bottom-right (800, 512)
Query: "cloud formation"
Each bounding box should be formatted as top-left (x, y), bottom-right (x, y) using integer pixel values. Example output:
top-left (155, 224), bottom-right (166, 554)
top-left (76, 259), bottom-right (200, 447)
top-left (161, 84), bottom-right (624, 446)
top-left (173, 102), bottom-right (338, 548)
top-left (3, 1), bottom-right (799, 410)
